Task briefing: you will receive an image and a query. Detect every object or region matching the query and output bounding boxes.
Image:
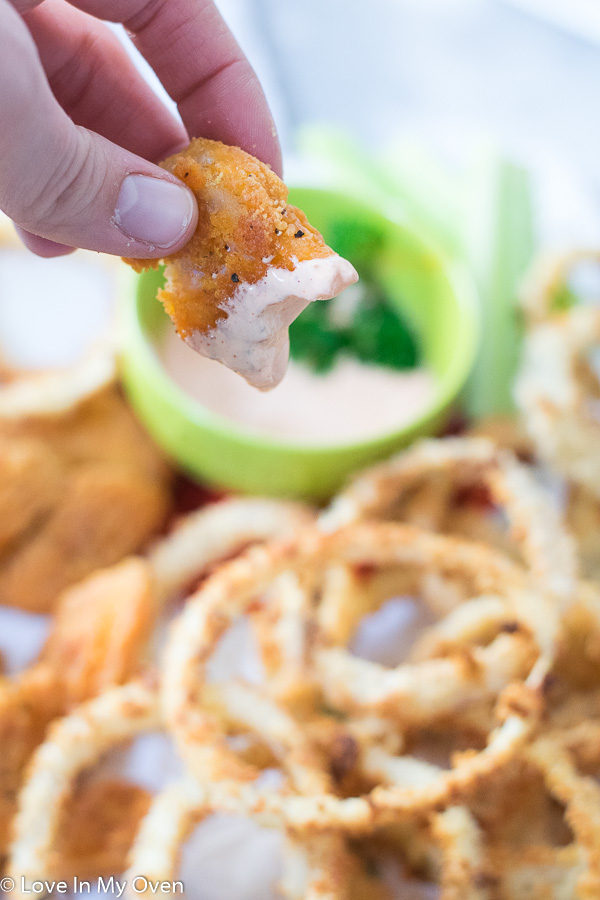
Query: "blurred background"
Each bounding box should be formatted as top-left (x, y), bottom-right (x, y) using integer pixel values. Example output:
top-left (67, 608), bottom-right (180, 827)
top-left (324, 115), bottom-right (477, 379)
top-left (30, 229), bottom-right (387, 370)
top-left (4, 0), bottom-right (600, 395)
top-left (108, 0), bottom-right (600, 244)
top-left (207, 0), bottom-right (600, 246)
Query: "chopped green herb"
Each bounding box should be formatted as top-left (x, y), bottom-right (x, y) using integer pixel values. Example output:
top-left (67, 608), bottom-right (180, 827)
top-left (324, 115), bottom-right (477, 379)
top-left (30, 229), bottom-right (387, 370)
top-left (349, 282), bottom-right (418, 369)
top-left (288, 301), bottom-right (347, 373)
top-left (289, 275), bottom-right (419, 374)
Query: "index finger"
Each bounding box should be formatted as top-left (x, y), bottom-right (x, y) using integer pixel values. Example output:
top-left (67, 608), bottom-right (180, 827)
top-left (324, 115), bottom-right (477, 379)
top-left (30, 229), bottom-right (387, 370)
top-left (65, 0), bottom-right (282, 175)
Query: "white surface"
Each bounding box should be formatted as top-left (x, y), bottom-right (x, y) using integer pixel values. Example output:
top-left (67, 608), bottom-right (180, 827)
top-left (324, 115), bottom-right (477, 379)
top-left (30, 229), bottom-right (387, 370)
top-left (350, 596), bottom-right (436, 668)
top-left (0, 249), bottom-right (116, 369)
top-left (256, 0), bottom-right (600, 242)
top-left (100, 732), bottom-right (184, 794)
top-left (0, 607), bottom-right (50, 675)
top-left (501, 0), bottom-right (600, 46)
top-left (179, 815), bottom-right (282, 900)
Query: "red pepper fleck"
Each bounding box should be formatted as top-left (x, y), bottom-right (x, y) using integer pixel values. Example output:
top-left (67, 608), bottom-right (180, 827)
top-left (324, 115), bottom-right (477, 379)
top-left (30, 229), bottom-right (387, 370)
top-left (352, 562), bottom-right (377, 581)
top-left (452, 483), bottom-right (494, 511)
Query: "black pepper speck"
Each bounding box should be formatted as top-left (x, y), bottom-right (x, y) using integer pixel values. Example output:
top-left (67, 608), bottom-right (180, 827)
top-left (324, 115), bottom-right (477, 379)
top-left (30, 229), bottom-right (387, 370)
top-left (231, 273), bottom-right (240, 283)
top-left (294, 230), bottom-right (304, 238)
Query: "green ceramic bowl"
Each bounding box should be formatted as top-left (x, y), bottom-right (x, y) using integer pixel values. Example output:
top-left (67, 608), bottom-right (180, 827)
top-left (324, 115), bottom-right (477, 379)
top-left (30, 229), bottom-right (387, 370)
top-left (119, 188), bottom-right (479, 500)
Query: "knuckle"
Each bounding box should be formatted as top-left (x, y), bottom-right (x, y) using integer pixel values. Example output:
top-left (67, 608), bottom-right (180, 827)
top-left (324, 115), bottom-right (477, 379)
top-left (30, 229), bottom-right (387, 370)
top-left (124, 0), bottom-right (165, 34)
top-left (50, 26), bottom-right (115, 116)
top-left (0, 8), bottom-right (41, 118)
top-left (14, 130), bottom-right (108, 232)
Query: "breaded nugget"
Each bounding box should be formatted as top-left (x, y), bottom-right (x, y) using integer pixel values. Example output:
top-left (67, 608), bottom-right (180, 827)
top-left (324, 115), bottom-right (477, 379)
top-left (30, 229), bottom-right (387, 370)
top-left (51, 779), bottom-right (151, 880)
top-left (125, 138), bottom-right (357, 389)
top-left (0, 437), bottom-right (64, 550)
top-left (41, 557), bottom-right (155, 705)
top-left (0, 465), bottom-right (166, 613)
top-left (0, 385), bottom-right (171, 613)
top-left (11, 386), bottom-right (169, 482)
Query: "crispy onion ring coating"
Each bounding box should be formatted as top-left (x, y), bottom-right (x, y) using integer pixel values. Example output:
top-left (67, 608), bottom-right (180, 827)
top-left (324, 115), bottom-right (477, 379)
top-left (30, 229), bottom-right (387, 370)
top-left (321, 437), bottom-right (577, 601)
top-left (0, 343), bottom-right (115, 419)
top-left (148, 497), bottom-right (314, 603)
top-left (161, 523), bottom-right (542, 835)
top-left (8, 681), bottom-right (158, 891)
top-left (527, 734), bottom-right (600, 899)
top-left (516, 303), bottom-right (600, 499)
top-left (8, 427), bottom-right (600, 897)
top-left (321, 436), bottom-right (579, 690)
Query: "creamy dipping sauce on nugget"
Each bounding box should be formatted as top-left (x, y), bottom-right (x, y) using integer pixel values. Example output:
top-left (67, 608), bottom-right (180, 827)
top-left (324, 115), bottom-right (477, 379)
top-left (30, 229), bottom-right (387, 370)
top-left (187, 254), bottom-right (358, 391)
top-left (159, 325), bottom-right (436, 445)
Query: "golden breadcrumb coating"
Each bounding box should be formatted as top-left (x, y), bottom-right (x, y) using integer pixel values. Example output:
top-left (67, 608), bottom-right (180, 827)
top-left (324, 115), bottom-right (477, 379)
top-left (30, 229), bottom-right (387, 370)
top-left (125, 137), bottom-right (335, 337)
top-left (41, 557), bottom-right (155, 705)
top-left (0, 386), bottom-right (171, 612)
top-left (52, 779), bottom-right (151, 880)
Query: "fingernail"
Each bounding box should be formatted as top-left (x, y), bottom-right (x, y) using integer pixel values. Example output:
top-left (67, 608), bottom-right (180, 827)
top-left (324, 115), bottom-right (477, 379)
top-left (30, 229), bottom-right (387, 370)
top-left (114, 175), bottom-right (195, 248)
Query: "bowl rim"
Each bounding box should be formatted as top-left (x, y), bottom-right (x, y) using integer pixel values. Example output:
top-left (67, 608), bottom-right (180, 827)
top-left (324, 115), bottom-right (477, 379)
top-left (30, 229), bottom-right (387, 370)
top-left (119, 192), bottom-right (479, 456)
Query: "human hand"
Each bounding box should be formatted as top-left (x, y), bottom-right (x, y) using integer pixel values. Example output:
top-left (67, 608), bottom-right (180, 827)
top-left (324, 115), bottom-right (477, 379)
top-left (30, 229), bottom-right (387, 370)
top-left (0, 0), bottom-right (282, 258)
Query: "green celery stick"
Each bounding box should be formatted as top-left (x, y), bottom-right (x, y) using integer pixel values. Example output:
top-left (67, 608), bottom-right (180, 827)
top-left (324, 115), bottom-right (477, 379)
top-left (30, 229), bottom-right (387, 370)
top-left (378, 139), bottom-right (464, 255)
top-left (461, 153), bottom-right (535, 418)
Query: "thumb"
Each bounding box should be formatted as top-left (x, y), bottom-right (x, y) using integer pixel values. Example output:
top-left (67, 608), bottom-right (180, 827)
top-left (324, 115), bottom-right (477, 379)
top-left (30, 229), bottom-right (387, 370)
top-left (0, 1), bottom-right (197, 257)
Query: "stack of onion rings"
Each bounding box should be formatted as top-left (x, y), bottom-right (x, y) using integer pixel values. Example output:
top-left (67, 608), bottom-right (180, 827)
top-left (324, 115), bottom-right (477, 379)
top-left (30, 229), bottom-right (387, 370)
top-left (4, 439), bottom-right (600, 896)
